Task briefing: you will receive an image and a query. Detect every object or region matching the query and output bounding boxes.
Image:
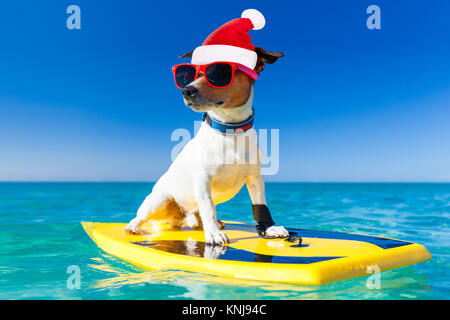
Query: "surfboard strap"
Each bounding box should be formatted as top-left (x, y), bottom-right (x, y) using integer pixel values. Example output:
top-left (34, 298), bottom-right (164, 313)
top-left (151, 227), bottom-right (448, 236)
top-left (252, 204), bottom-right (275, 237)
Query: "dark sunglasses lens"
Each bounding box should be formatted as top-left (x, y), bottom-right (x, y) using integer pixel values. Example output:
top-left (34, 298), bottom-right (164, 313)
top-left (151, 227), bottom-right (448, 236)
top-left (205, 63), bottom-right (233, 87)
top-left (175, 65), bottom-right (196, 88)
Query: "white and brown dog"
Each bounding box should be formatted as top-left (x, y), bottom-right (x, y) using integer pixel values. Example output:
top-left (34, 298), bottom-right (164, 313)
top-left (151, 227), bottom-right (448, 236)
top-left (125, 9), bottom-right (288, 244)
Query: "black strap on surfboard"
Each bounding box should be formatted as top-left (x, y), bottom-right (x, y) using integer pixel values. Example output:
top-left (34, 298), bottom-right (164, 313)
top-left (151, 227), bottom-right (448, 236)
top-left (252, 204), bottom-right (275, 237)
top-left (285, 232), bottom-right (303, 246)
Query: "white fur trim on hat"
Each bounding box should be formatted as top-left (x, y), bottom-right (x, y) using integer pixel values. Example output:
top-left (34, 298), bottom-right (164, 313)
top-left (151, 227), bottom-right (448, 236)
top-left (241, 9), bottom-right (265, 30)
top-left (191, 45), bottom-right (258, 69)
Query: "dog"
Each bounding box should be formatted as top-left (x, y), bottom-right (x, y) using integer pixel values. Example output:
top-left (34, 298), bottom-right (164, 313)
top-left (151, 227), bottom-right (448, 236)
top-left (125, 9), bottom-right (289, 244)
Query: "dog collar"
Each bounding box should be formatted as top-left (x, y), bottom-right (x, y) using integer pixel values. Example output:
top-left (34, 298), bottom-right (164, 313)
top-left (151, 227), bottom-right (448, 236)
top-left (202, 108), bottom-right (255, 134)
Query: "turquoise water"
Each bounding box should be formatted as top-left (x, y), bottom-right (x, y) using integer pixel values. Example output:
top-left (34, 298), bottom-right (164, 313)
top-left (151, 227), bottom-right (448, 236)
top-left (0, 182), bottom-right (448, 300)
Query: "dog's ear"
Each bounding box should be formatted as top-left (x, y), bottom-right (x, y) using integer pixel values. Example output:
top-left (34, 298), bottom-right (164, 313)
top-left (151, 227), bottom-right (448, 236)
top-left (178, 51), bottom-right (193, 59)
top-left (254, 46), bottom-right (284, 73)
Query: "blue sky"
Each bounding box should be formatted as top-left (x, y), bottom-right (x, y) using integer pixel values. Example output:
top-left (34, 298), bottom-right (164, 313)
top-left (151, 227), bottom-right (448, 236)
top-left (0, 0), bottom-right (449, 182)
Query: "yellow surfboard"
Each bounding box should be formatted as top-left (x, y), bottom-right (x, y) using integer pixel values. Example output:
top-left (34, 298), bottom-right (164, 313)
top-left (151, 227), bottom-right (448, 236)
top-left (82, 221), bottom-right (431, 285)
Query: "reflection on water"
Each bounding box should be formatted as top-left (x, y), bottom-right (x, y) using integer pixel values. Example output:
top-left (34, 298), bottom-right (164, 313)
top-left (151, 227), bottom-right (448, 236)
top-left (89, 256), bottom-right (317, 299)
top-left (87, 252), bottom-right (431, 300)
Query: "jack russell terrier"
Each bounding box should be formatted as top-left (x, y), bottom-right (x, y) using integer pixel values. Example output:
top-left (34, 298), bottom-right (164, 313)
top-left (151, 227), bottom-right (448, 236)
top-left (125, 9), bottom-right (289, 244)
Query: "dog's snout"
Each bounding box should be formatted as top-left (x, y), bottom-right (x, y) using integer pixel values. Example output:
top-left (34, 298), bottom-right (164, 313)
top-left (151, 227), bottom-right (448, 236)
top-left (182, 85), bottom-right (199, 99)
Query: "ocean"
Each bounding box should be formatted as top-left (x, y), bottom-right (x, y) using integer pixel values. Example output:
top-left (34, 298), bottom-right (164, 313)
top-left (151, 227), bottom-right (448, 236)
top-left (0, 182), bottom-right (448, 299)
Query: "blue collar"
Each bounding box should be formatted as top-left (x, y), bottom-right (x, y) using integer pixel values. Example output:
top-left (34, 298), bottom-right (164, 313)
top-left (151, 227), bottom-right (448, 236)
top-left (202, 108), bottom-right (255, 134)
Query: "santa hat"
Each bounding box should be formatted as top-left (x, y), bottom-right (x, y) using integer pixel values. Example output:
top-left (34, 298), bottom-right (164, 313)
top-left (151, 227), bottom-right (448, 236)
top-left (191, 9), bottom-right (266, 70)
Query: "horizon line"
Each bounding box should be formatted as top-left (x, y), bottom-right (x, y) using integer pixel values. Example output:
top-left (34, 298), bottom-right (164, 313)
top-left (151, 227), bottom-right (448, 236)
top-left (0, 181), bottom-right (449, 184)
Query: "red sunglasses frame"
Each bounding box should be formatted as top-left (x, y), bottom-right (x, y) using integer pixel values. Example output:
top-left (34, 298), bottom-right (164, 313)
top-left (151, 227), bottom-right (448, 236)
top-left (171, 61), bottom-right (259, 89)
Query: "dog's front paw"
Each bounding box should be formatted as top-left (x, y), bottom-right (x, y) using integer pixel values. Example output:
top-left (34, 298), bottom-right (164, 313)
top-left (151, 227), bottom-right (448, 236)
top-left (204, 228), bottom-right (229, 245)
top-left (125, 218), bottom-right (142, 235)
top-left (265, 225), bottom-right (289, 238)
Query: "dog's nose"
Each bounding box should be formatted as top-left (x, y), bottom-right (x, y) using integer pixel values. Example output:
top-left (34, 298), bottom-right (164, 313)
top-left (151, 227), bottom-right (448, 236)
top-left (182, 85), bottom-right (199, 99)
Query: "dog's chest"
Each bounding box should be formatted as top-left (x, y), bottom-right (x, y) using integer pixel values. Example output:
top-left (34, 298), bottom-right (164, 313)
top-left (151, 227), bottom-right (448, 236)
top-left (195, 124), bottom-right (259, 168)
top-left (194, 124), bottom-right (260, 199)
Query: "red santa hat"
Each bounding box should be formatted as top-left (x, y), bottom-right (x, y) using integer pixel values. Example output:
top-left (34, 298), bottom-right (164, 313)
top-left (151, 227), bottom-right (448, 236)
top-left (191, 9), bottom-right (266, 70)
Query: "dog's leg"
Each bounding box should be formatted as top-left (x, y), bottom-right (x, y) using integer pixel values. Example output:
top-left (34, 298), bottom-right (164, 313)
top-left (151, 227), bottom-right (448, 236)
top-left (124, 190), bottom-right (168, 234)
top-left (186, 212), bottom-right (225, 230)
top-left (246, 175), bottom-right (289, 238)
top-left (194, 175), bottom-right (229, 245)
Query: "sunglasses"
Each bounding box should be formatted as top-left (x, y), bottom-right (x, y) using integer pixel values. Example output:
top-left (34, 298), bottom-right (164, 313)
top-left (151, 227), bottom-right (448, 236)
top-left (171, 61), bottom-right (259, 89)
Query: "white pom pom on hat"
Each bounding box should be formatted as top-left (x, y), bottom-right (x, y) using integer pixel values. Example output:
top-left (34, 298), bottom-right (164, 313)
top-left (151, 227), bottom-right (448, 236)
top-left (241, 9), bottom-right (266, 30)
top-left (191, 9), bottom-right (267, 69)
